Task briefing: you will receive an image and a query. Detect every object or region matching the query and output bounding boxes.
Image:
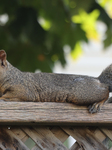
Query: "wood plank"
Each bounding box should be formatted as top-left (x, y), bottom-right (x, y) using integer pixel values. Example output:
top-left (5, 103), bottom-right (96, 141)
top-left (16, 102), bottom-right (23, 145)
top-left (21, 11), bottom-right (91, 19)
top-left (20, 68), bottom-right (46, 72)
top-left (100, 128), bottom-right (112, 140)
top-left (69, 142), bottom-right (82, 150)
top-left (22, 127), bottom-right (68, 150)
top-left (88, 127), bottom-right (106, 142)
top-left (62, 127), bottom-right (108, 150)
top-left (88, 127), bottom-right (109, 148)
top-left (31, 145), bottom-right (42, 150)
top-left (0, 102), bottom-right (112, 125)
top-left (11, 127), bottom-right (28, 140)
top-left (34, 127), bottom-right (68, 150)
top-left (22, 127), bottom-right (50, 150)
top-left (94, 129), bottom-right (106, 142)
top-left (0, 127), bottom-right (30, 150)
top-left (50, 127), bottom-right (69, 143)
top-left (0, 144), bottom-right (5, 150)
top-left (21, 135), bottom-right (29, 143)
top-left (11, 127), bottom-right (29, 143)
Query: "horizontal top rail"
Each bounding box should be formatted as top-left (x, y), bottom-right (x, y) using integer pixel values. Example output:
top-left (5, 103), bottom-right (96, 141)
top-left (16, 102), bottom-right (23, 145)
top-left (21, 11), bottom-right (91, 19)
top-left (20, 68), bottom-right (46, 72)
top-left (0, 102), bottom-right (112, 126)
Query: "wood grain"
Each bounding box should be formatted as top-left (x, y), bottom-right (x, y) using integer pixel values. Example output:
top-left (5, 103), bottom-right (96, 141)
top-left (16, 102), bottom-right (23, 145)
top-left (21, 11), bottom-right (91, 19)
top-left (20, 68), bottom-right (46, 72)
top-left (22, 127), bottom-right (68, 150)
top-left (62, 127), bottom-right (108, 150)
top-left (0, 102), bottom-right (112, 125)
top-left (50, 127), bottom-right (69, 143)
top-left (69, 142), bottom-right (82, 150)
top-left (0, 128), bottom-right (30, 150)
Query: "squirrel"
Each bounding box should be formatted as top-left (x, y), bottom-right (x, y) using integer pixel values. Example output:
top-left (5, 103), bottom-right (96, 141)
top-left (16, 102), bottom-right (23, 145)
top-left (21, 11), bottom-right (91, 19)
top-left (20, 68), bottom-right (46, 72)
top-left (0, 50), bottom-right (111, 113)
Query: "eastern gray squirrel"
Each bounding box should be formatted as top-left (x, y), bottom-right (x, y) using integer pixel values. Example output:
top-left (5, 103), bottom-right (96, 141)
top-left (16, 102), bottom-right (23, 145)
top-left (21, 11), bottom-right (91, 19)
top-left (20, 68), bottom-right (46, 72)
top-left (0, 50), bottom-right (111, 113)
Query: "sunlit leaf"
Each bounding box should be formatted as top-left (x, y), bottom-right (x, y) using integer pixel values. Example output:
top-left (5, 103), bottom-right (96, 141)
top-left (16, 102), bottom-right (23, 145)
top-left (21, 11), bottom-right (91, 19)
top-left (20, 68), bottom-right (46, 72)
top-left (38, 17), bottom-right (51, 30)
top-left (71, 42), bottom-right (83, 60)
top-left (0, 0), bottom-right (111, 72)
top-left (72, 9), bottom-right (100, 40)
top-left (97, 0), bottom-right (112, 18)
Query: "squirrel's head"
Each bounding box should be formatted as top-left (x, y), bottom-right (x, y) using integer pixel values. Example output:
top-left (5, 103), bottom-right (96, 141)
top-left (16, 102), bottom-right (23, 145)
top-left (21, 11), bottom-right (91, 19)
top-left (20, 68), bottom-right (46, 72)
top-left (98, 64), bottom-right (112, 92)
top-left (0, 50), bottom-right (7, 70)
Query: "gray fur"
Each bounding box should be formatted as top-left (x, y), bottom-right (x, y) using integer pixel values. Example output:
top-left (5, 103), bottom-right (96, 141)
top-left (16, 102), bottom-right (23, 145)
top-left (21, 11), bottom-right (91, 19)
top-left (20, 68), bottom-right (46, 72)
top-left (0, 50), bottom-right (111, 113)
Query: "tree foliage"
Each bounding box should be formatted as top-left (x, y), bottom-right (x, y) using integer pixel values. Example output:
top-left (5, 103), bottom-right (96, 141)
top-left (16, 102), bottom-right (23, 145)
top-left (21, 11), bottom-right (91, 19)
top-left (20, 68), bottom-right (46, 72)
top-left (0, 0), bottom-right (111, 72)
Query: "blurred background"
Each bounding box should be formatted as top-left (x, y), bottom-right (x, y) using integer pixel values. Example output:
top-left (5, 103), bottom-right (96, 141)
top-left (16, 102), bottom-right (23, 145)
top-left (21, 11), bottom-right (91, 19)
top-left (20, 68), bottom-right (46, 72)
top-left (0, 0), bottom-right (112, 75)
top-left (0, 0), bottom-right (112, 149)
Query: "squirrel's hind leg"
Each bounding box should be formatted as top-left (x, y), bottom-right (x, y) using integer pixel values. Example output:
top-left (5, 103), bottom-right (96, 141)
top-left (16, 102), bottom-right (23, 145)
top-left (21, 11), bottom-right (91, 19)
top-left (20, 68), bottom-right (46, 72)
top-left (88, 99), bottom-right (106, 114)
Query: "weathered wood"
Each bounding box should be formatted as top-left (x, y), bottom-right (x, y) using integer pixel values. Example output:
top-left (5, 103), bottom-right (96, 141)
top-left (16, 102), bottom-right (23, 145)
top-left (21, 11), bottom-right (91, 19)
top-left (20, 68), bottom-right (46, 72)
top-left (11, 127), bottom-right (27, 140)
top-left (94, 129), bottom-right (106, 142)
top-left (22, 127), bottom-right (68, 150)
top-left (50, 127), bottom-right (69, 143)
top-left (69, 142), bottom-right (82, 150)
top-left (87, 127), bottom-right (109, 148)
top-left (0, 127), bottom-right (30, 150)
top-left (100, 128), bottom-right (112, 140)
top-left (0, 102), bottom-right (112, 125)
top-left (88, 127), bottom-right (106, 142)
top-left (0, 126), bottom-right (111, 150)
top-left (31, 145), bottom-right (42, 150)
top-left (62, 127), bottom-right (108, 150)
top-left (0, 102), bottom-right (112, 150)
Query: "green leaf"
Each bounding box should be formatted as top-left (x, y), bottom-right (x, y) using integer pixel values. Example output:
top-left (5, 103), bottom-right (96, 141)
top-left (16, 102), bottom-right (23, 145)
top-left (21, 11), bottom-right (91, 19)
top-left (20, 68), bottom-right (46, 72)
top-left (0, 0), bottom-right (111, 72)
top-left (104, 26), bottom-right (112, 48)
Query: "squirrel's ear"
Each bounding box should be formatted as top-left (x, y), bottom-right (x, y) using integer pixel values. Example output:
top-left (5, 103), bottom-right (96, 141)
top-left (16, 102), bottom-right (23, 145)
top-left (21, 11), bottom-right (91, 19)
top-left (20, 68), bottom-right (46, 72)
top-left (0, 50), bottom-right (7, 67)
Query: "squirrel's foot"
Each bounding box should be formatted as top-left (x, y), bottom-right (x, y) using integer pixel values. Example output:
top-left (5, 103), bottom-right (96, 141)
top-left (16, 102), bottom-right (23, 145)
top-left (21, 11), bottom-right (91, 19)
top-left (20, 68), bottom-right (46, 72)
top-left (88, 99), bottom-right (106, 114)
top-left (88, 103), bottom-right (100, 114)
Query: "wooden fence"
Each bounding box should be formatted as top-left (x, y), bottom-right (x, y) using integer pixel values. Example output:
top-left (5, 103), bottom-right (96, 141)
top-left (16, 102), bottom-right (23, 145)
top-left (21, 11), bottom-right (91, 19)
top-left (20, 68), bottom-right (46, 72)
top-left (0, 102), bottom-right (112, 150)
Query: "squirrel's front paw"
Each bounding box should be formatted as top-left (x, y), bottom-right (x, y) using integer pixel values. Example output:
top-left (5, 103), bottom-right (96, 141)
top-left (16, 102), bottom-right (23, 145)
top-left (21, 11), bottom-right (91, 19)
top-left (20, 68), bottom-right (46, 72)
top-left (88, 103), bottom-right (100, 114)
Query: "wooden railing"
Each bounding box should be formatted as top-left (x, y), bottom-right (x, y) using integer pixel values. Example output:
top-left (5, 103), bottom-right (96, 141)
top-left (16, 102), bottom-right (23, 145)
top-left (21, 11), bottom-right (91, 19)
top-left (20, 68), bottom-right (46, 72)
top-left (0, 102), bottom-right (112, 150)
